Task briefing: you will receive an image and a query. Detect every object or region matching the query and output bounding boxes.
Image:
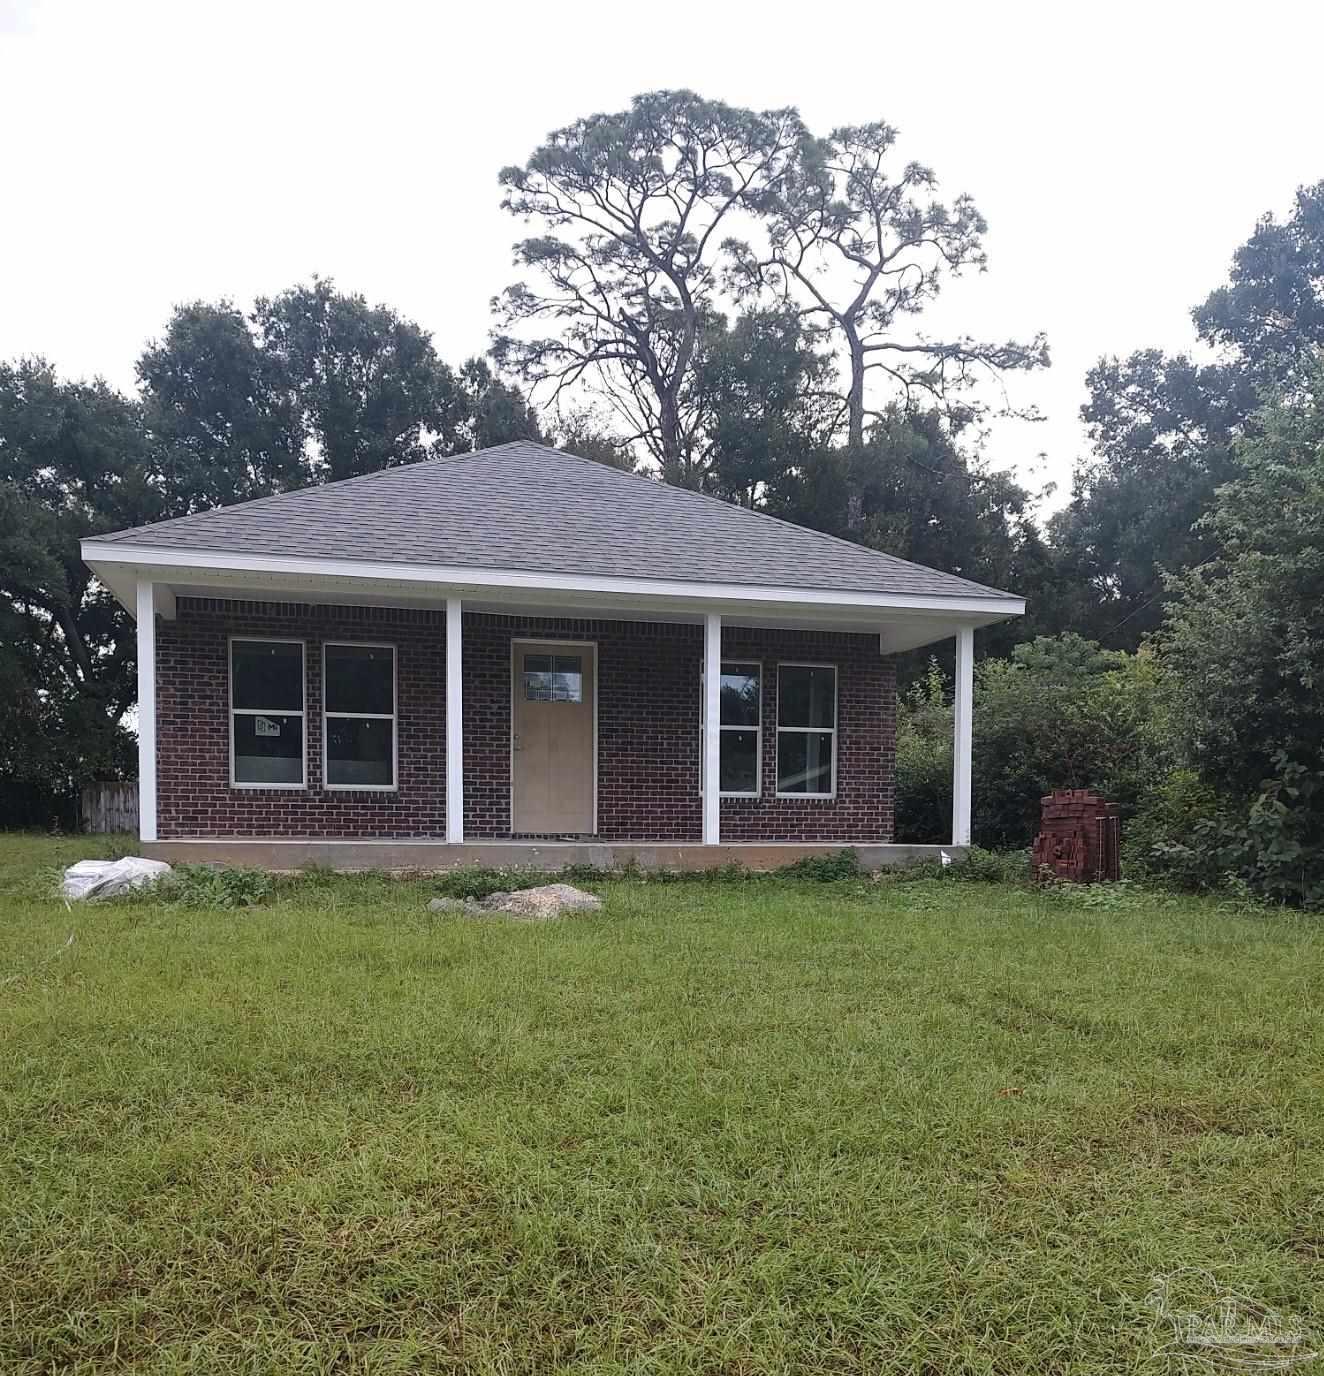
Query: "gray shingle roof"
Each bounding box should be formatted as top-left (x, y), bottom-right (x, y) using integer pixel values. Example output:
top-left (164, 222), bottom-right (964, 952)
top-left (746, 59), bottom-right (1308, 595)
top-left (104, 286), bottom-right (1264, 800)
top-left (92, 441), bottom-right (1016, 601)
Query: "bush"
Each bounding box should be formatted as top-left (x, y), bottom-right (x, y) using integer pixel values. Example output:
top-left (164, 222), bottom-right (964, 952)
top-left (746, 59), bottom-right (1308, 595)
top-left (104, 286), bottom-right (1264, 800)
top-left (777, 848), bottom-right (862, 882)
top-left (169, 865), bottom-right (275, 909)
top-left (431, 867), bottom-right (552, 900)
top-left (952, 846), bottom-right (1028, 885)
top-left (895, 635), bottom-right (1174, 849)
top-left (894, 663), bottom-right (953, 844)
top-left (1151, 755), bottom-right (1324, 909)
top-left (1125, 768), bottom-right (1223, 875)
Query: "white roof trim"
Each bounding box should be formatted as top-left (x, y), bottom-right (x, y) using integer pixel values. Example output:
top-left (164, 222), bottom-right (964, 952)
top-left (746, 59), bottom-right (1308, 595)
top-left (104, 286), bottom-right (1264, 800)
top-left (81, 540), bottom-right (1026, 619)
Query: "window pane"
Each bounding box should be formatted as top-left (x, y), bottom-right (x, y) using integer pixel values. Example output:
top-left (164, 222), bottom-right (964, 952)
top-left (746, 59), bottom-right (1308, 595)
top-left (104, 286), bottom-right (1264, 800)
top-left (777, 731), bottom-right (834, 794)
top-left (551, 655), bottom-right (582, 703)
top-left (325, 644), bottom-right (393, 715)
top-left (524, 671), bottom-right (551, 701)
top-left (326, 717), bottom-right (394, 787)
top-left (778, 666), bottom-right (835, 728)
top-left (719, 665), bottom-right (760, 726)
top-left (233, 713), bottom-right (303, 784)
top-left (720, 729), bottom-right (758, 794)
top-left (232, 641), bottom-right (302, 711)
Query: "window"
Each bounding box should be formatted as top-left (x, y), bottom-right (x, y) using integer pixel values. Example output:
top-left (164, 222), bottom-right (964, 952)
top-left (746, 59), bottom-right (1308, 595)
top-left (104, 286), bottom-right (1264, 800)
top-left (230, 639), bottom-right (305, 787)
top-left (523, 653), bottom-right (583, 703)
top-left (776, 664), bottom-right (836, 797)
top-left (700, 661), bottom-right (761, 797)
top-left (323, 643), bottom-right (396, 789)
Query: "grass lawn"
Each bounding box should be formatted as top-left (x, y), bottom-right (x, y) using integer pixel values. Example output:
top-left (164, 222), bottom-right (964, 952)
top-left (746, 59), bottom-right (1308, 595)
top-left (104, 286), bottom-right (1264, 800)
top-left (1, 834), bottom-right (1322, 1374)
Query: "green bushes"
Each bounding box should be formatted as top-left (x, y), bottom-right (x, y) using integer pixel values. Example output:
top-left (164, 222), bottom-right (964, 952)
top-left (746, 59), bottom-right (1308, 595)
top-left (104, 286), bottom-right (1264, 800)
top-left (777, 848), bottom-right (863, 881)
top-left (896, 635), bottom-right (1173, 849)
top-left (167, 865), bottom-right (275, 909)
top-left (1149, 756), bottom-right (1324, 909)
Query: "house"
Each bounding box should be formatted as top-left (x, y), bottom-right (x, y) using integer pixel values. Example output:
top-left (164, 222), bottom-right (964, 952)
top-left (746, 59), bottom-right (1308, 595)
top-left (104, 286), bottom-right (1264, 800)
top-left (80, 441), bottom-right (1023, 869)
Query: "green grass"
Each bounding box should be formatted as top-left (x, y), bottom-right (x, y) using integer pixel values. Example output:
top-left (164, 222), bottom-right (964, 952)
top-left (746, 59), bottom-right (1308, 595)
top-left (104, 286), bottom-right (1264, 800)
top-left (2, 834), bottom-right (1322, 1374)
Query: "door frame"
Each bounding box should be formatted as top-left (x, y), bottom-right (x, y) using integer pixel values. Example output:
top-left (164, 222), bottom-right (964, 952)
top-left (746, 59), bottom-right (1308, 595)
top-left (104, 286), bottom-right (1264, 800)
top-left (509, 637), bottom-right (599, 835)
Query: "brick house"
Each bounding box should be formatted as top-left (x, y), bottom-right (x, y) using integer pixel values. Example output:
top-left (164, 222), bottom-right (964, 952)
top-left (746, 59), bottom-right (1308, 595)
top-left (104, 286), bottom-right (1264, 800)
top-left (81, 442), bottom-right (1023, 869)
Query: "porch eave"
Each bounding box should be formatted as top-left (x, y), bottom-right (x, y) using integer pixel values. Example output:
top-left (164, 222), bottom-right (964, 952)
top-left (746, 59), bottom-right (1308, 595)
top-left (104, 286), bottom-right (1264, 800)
top-left (79, 540), bottom-right (1023, 650)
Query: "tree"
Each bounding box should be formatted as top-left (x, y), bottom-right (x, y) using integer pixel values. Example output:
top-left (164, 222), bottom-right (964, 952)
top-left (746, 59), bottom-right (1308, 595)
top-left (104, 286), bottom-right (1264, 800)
top-left (0, 361), bottom-right (153, 821)
top-left (550, 407), bottom-right (638, 471)
top-left (1152, 379), bottom-right (1324, 906)
top-left (1161, 379), bottom-right (1324, 797)
top-left (1193, 181), bottom-right (1324, 395)
top-left (140, 282), bottom-right (548, 484)
top-left (1048, 351), bottom-right (1250, 643)
top-left (691, 306), bottom-right (835, 503)
top-left (492, 90), bottom-right (805, 485)
top-left (3, 281), bottom-right (547, 824)
top-left (137, 300), bottom-right (304, 511)
top-left (254, 278), bottom-right (471, 481)
top-left (457, 357), bottom-right (547, 450)
top-left (764, 406), bottom-right (1053, 660)
top-left (1055, 181), bottom-right (1324, 647)
top-left (730, 122), bottom-right (1047, 478)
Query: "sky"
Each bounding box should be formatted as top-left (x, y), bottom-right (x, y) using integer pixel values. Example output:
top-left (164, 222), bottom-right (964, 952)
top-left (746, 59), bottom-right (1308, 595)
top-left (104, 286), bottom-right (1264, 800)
top-left (3, 0), bottom-right (1323, 506)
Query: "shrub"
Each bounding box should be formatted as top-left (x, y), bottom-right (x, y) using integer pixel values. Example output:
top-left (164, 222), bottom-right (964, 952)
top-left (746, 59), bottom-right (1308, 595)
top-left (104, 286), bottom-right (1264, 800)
top-left (1125, 768), bottom-right (1223, 875)
top-left (894, 663), bottom-right (952, 844)
top-left (430, 867), bottom-right (551, 900)
top-left (777, 849), bottom-right (862, 882)
top-left (169, 865), bottom-right (275, 909)
top-left (952, 846), bottom-right (1028, 885)
top-left (895, 635), bottom-right (1174, 849)
top-left (1151, 755), bottom-right (1324, 909)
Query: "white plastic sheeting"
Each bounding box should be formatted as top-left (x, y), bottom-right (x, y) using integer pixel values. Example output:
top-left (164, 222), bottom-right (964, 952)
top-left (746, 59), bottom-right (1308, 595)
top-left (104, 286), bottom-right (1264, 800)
top-left (60, 857), bottom-right (172, 901)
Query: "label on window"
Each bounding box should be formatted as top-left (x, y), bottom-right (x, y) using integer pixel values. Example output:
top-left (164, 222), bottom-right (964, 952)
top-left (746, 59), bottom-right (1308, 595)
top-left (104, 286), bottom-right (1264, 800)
top-left (254, 716), bottom-right (281, 737)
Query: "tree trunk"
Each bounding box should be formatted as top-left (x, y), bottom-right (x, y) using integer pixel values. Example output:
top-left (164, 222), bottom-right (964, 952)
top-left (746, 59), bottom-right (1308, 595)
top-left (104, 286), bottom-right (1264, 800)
top-left (845, 327), bottom-right (866, 451)
top-left (844, 328), bottom-right (866, 532)
top-left (658, 389), bottom-right (690, 487)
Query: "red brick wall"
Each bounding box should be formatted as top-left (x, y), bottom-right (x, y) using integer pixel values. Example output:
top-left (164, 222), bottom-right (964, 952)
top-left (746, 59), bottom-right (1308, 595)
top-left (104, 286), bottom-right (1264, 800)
top-left (718, 626), bottom-right (896, 844)
top-left (156, 599), bottom-right (447, 838)
top-left (156, 600), bottom-right (895, 843)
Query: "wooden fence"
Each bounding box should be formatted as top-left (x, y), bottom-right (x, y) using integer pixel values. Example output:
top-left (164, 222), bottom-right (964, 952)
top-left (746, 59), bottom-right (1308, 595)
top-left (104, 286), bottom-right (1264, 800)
top-left (81, 781), bottom-right (139, 834)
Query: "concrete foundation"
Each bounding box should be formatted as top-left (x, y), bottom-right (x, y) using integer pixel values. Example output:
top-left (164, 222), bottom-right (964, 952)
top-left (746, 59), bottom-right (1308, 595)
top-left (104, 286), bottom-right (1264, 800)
top-left (141, 839), bottom-right (964, 873)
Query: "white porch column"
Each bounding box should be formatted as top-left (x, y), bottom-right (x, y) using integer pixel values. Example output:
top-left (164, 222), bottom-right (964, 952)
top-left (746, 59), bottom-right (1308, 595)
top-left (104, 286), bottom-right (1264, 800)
top-left (702, 612), bottom-right (722, 845)
top-left (135, 580), bottom-right (158, 843)
top-left (445, 597), bottom-right (464, 843)
top-left (952, 625), bottom-right (974, 847)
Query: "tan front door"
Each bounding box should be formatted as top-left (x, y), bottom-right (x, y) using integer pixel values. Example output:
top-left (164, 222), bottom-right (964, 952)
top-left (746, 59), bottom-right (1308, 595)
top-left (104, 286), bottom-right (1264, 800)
top-left (511, 641), bottom-right (596, 834)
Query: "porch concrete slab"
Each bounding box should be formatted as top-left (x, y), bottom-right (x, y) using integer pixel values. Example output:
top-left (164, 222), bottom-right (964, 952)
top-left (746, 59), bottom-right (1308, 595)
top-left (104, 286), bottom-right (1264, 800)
top-left (141, 839), bottom-right (965, 873)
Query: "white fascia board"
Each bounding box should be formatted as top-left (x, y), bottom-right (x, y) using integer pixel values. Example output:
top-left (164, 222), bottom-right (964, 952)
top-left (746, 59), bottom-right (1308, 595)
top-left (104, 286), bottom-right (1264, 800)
top-left (81, 541), bottom-right (1026, 621)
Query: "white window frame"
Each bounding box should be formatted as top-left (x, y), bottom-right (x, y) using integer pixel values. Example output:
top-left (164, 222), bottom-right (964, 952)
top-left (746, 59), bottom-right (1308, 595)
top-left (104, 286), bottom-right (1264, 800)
top-left (228, 635), bottom-right (307, 790)
top-left (698, 659), bottom-right (762, 799)
top-left (322, 640), bottom-right (399, 792)
top-left (775, 661), bottom-right (838, 800)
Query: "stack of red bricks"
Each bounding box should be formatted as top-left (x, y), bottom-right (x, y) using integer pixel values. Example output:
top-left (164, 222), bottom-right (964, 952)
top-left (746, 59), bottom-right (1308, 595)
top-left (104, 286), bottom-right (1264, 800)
top-left (1031, 789), bottom-right (1121, 883)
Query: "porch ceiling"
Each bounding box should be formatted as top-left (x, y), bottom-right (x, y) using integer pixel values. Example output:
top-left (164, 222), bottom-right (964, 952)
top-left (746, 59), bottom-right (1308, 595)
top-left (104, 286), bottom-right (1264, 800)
top-left (81, 543), bottom-right (1023, 655)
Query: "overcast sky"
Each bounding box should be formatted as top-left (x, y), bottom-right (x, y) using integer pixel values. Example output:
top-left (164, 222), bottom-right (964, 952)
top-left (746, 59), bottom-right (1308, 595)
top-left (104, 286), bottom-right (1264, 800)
top-left (3, 0), bottom-right (1322, 503)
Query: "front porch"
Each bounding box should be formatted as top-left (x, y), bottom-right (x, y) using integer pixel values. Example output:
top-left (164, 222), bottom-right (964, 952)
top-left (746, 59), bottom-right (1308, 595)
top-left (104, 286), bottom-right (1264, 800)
top-left (83, 539), bottom-right (1004, 867)
top-left (140, 838), bottom-right (965, 872)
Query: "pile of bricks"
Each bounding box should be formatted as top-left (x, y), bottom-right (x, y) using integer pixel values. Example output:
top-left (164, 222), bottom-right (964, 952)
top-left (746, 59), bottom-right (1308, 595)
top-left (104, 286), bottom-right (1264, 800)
top-left (1031, 789), bottom-right (1121, 883)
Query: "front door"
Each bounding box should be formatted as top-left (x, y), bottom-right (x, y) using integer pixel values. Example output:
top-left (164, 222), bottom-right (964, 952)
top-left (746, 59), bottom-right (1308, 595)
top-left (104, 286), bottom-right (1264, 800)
top-left (511, 641), bottom-right (596, 834)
